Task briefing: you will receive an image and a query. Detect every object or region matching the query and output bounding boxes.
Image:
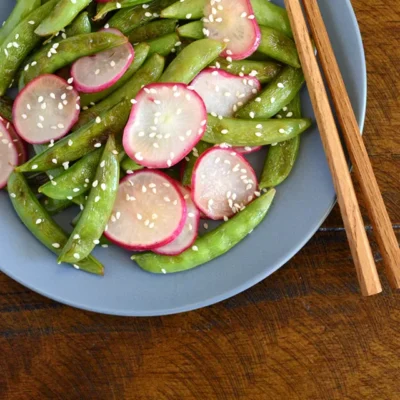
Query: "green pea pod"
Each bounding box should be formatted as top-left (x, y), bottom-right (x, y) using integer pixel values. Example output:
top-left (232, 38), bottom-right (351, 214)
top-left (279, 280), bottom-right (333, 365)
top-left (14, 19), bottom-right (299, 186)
top-left (0, 0), bottom-right (42, 47)
top-left (236, 66), bottom-right (304, 120)
top-left (76, 54), bottom-right (165, 130)
top-left (0, 0), bottom-right (58, 96)
top-left (35, 0), bottom-right (92, 37)
top-left (260, 95), bottom-right (302, 189)
top-left (94, 0), bottom-right (153, 21)
top-left (147, 32), bottom-right (180, 57)
top-left (160, 39), bottom-right (225, 83)
top-left (161, 0), bottom-right (206, 19)
top-left (19, 31), bottom-right (128, 88)
top-left (0, 96), bottom-right (13, 121)
top-left (39, 142), bottom-right (125, 200)
top-left (80, 43), bottom-right (150, 108)
top-left (250, 0), bottom-right (292, 38)
top-left (128, 19), bottom-right (178, 43)
top-left (121, 156), bottom-right (144, 172)
top-left (39, 149), bottom-right (103, 200)
top-left (70, 212), bottom-right (111, 247)
top-left (58, 136), bottom-right (120, 264)
top-left (181, 141), bottom-right (212, 186)
top-left (257, 26), bottom-right (300, 68)
top-left (8, 172), bottom-right (104, 275)
top-left (63, 11), bottom-right (92, 37)
top-left (177, 21), bottom-right (204, 40)
top-left (17, 100), bottom-right (130, 173)
top-left (40, 196), bottom-right (73, 216)
top-left (33, 144), bottom-right (66, 179)
top-left (203, 115), bottom-right (311, 146)
top-left (108, 0), bottom-right (177, 35)
top-left (133, 189), bottom-right (276, 274)
top-left (210, 57), bottom-right (282, 84)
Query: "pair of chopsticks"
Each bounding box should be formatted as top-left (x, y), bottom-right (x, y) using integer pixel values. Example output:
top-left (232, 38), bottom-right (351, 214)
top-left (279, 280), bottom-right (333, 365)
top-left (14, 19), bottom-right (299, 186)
top-left (284, 0), bottom-right (400, 296)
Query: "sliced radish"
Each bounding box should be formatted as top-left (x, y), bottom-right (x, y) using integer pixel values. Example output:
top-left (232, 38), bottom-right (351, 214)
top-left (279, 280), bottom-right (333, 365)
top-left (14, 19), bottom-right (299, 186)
top-left (104, 170), bottom-right (187, 251)
top-left (192, 147), bottom-right (258, 220)
top-left (203, 0), bottom-right (261, 60)
top-left (123, 83), bottom-right (207, 169)
top-left (153, 185), bottom-right (200, 255)
top-left (12, 74), bottom-right (80, 145)
top-left (0, 120), bottom-right (19, 189)
top-left (191, 68), bottom-right (260, 117)
top-left (71, 29), bottom-right (134, 94)
top-left (0, 116), bottom-right (27, 164)
top-left (7, 123), bottom-right (27, 164)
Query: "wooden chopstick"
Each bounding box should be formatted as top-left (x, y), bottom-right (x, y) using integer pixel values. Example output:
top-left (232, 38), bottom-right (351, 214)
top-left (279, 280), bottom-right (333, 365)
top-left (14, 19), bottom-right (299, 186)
top-left (283, 0), bottom-right (382, 296)
top-left (302, 0), bottom-right (400, 289)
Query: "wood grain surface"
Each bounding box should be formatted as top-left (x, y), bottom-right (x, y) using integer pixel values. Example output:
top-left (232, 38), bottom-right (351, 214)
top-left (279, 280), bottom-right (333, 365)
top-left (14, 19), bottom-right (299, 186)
top-left (1, 0), bottom-right (399, 399)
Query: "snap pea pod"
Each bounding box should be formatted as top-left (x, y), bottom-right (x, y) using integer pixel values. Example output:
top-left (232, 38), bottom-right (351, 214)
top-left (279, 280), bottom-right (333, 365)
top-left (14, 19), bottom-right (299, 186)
top-left (39, 142), bottom-right (125, 200)
top-left (70, 212), bottom-right (111, 247)
top-left (39, 149), bottom-right (102, 200)
top-left (17, 100), bottom-right (130, 173)
top-left (128, 19), bottom-right (178, 43)
top-left (121, 156), bottom-right (144, 173)
top-left (0, 0), bottom-right (41, 47)
top-left (80, 42), bottom-right (150, 107)
top-left (33, 142), bottom-right (75, 210)
top-left (250, 0), bottom-right (292, 38)
top-left (40, 196), bottom-right (73, 215)
top-left (35, 0), bottom-right (92, 37)
top-left (94, 0), bottom-right (154, 21)
top-left (236, 66), bottom-right (304, 120)
top-left (161, 0), bottom-right (206, 19)
top-left (260, 94), bottom-right (302, 189)
top-left (58, 136), bottom-right (120, 264)
top-left (15, 11), bottom-right (92, 87)
top-left (181, 141), bottom-right (212, 186)
top-left (19, 31), bottom-right (128, 88)
top-left (177, 21), bottom-right (204, 40)
top-left (44, 11), bottom-right (92, 45)
top-left (0, 96), bottom-right (13, 121)
top-left (160, 39), bottom-right (225, 83)
top-left (257, 26), bottom-right (300, 68)
top-left (203, 115), bottom-right (311, 146)
top-left (33, 144), bottom-right (66, 179)
top-left (108, 0), bottom-right (177, 35)
top-left (147, 32), bottom-right (180, 57)
top-left (68, 11), bottom-right (92, 34)
top-left (133, 189), bottom-right (276, 274)
top-left (210, 57), bottom-right (282, 84)
top-left (76, 54), bottom-right (165, 130)
top-left (0, 0), bottom-right (58, 96)
top-left (8, 172), bottom-right (104, 275)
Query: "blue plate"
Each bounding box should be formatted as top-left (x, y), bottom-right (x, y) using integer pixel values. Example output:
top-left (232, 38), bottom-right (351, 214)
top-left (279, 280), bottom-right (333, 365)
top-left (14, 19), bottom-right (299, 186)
top-left (0, 0), bottom-right (366, 316)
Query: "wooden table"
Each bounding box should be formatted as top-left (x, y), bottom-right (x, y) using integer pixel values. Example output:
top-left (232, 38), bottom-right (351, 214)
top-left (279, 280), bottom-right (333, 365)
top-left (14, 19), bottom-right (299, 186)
top-left (1, 1), bottom-right (399, 399)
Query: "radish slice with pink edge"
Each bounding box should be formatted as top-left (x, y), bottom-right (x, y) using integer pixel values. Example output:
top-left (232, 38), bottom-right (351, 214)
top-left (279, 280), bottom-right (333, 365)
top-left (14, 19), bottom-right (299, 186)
top-left (123, 83), bottom-right (207, 169)
top-left (216, 143), bottom-right (262, 154)
top-left (104, 170), bottom-right (187, 251)
top-left (71, 28), bottom-right (134, 94)
top-left (12, 74), bottom-right (80, 145)
top-left (153, 185), bottom-right (200, 256)
top-left (192, 147), bottom-right (259, 220)
top-left (191, 68), bottom-right (260, 117)
top-left (203, 0), bottom-right (261, 60)
top-left (0, 120), bottom-right (19, 189)
top-left (0, 116), bottom-right (27, 164)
